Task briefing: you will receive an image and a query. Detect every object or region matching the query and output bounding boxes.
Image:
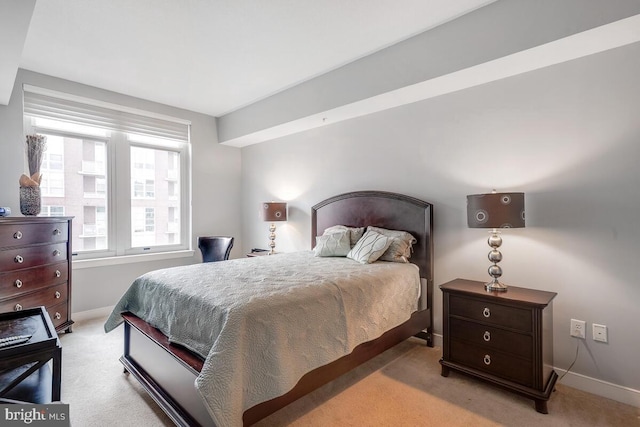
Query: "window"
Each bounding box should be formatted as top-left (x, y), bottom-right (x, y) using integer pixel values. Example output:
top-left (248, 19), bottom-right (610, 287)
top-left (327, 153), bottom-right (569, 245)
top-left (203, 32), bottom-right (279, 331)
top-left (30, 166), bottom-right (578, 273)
top-left (132, 207), bottom-right (156, 247)
top-left (132, 179), bottom-right (155, 199)
top-left (23, 86), bottom-right (191, 260)
top-left (40, 136), bottom-right (65, 197)
top-left (41, 205), bottom-right (65, 216)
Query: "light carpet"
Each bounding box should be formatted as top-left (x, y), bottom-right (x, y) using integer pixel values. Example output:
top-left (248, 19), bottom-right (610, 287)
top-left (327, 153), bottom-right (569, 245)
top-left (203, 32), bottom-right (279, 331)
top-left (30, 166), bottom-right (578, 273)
top-left (59, 316), bottom-right (640, 426)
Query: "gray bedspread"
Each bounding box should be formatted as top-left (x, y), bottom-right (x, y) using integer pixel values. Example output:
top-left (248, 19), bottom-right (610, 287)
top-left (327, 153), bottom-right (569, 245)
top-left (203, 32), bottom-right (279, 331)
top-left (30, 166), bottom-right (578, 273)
top-left (104, 251), bottom-right (420, 427)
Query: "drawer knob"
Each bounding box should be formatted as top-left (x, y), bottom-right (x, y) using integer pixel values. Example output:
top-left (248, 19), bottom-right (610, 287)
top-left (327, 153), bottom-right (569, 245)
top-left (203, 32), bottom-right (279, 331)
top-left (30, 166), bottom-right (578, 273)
top-left (483, 331), bottom-right (491, 342)
top-left (53, 228), bottom-right (61, 236)
top-left (15, 255), bottom-right (24, 263)
top-left (55, 291), bottom-right (61, 299)
top-left (53, 249), bottom-right (61, 256)
top-left (55, 270), bottom-right (62, 278)
top-left (483, 307), bottom-right (491, 318)
top-left (483, 354), bottom-right (491, 365)
top-left (14, 231), bottom-right (23, 239)
top-left (15, 279), bottom-right (23, 288)
top-left (14, 303), bottom-right (23, 311)
top-left (54, 312), bottom-right (61, 320)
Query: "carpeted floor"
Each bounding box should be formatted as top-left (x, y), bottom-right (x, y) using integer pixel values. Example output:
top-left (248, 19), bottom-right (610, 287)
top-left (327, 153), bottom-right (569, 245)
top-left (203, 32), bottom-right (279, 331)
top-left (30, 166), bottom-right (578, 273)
top-left (60, 316), bottom-right (640, 426)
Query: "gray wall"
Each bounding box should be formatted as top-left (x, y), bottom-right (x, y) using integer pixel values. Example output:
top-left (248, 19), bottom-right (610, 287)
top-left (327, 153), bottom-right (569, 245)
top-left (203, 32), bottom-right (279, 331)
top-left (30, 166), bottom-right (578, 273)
top-left (241, 42), bottom-right (640, 393)
top-left (0, 69), bottom-right (242, 313)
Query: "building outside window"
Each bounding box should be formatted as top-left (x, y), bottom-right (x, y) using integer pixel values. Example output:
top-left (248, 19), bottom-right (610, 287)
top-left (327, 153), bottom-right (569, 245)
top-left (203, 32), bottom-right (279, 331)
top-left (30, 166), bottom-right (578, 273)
top-left (41, 205), bottom-right (65, 216)
top-left (40, 136), bottom-right (65, 197)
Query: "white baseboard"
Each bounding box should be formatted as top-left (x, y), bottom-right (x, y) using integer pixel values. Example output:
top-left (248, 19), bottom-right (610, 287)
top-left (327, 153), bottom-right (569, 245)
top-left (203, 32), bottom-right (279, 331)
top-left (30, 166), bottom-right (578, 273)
top-left (556, 368), bottom-right (640, 408)
top-left (431, 333), bottom-right (638, 408)
top-left (72, 305), bottom-right (114, 323)
top-left (432, 332), bottom-right (443, 348)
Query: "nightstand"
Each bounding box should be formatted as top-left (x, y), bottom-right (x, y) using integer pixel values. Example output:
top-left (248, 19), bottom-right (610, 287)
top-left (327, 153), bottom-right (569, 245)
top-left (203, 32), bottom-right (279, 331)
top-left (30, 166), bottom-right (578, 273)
top-left (246, 249), bottom-right (273, 257)
top-left (439, 278), bottom-right (557, 414)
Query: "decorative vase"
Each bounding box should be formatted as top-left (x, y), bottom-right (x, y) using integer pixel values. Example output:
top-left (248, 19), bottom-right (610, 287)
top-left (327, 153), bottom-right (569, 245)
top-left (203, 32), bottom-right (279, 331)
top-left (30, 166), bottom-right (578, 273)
top-left (20, 186), bottom-right (41, 216)
top-left (21, 134), bottom-right (47, 217)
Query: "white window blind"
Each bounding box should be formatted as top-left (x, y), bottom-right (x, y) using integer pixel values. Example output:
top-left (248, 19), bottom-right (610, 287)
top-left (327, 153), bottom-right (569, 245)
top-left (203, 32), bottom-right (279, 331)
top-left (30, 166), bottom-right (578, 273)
top-left (23, 86), bottom-right (190, 142)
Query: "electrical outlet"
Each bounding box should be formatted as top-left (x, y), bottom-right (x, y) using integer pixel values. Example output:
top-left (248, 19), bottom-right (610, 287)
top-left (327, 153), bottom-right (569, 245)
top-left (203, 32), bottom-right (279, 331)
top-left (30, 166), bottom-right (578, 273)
top-left (570, 319), bottom-right (586, 339)
top-left (593, 324), bottom-right (608, 343)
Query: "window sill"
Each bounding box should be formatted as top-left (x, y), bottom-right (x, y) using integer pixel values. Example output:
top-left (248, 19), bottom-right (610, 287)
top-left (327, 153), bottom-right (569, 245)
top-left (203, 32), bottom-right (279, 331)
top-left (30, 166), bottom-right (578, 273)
top-left (72, 249), bottom-right (195, 270)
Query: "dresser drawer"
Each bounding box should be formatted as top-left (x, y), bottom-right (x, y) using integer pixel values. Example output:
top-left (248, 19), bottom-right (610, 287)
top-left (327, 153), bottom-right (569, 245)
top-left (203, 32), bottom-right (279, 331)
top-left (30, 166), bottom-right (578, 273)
top-left (0, 242), bottom-right (67, 272)
top-left (450, 339), bottom-right (533, 387)
top-left (47, 302), bottom-right (68, 329)
top-left (449, 294), bottom-right (532, 332)
top-left (0, 221), bottom-right (68, 248)
top-left (450, 317), bottom-right (532, 359)
top-left (0, 283), bottom-right (67, 313)
top-left (0, 261), bottom-right (68, 300)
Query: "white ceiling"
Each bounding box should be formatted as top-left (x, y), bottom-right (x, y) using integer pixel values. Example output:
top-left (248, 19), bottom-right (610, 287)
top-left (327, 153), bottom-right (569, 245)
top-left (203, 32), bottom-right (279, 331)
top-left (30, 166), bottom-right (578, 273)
top-left (9, 0), bottom-right (495, 117)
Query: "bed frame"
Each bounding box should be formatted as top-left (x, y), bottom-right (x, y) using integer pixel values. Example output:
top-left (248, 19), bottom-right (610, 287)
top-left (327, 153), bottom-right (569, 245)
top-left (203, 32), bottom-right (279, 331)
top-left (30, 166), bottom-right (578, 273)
top-left (119, 190), bottom-right (434, 426)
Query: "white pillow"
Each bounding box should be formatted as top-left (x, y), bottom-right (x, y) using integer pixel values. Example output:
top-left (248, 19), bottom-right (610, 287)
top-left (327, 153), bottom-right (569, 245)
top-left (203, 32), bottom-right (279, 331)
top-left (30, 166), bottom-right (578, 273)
top-left (313, 231), bottom-right (351, 257)
top-left (323, 225), bottom-right (366, 248)
top-left (346, 230), bottom-right (392, 264)
top-left (367, 226), bottom-right (416, 263)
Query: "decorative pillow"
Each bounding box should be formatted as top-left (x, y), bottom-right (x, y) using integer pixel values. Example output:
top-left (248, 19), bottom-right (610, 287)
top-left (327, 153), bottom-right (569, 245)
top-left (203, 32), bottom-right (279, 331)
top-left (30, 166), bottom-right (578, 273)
top-left (313, 231), bottom-right (351, 257)
top-left (323, 225), bottom-right (365, 248)
top-left (346, 230), bottom-right (392, 264)
top-left (348, 227), bottom-right (365, 245)
top-left (367, 226), bottom-right (417, 263)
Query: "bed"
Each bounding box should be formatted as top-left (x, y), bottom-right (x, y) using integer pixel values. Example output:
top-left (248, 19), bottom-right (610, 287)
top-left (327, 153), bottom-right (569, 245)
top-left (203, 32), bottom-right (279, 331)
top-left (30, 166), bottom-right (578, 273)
top-left (104, 190), bottom-right (434, 426)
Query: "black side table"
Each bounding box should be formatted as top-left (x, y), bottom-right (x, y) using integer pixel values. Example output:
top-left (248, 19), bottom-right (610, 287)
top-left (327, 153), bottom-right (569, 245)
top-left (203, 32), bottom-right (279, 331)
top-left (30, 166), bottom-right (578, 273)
top-left (0, 306), bottom-right (62, 403)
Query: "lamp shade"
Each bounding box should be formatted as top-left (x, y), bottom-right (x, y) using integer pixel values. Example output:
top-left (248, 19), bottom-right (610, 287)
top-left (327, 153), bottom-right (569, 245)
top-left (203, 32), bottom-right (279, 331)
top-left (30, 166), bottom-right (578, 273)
top-left (262, 202), bottom-right (287, 222)
top-left (467, 192), bottom-right (525, 229)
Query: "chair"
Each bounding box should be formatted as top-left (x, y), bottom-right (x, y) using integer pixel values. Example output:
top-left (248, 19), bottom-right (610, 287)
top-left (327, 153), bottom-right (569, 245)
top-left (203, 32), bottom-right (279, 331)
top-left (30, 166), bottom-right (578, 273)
top-left (198, 236), bottom-right (234, 262)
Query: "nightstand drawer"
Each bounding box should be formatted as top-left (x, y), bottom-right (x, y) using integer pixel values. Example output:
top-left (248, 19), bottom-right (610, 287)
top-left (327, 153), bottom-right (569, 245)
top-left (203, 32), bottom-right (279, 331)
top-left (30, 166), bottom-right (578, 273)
top-left (449, 294), bottom-right (531, 332)
top-left (450, 317), bottom-right (532, 359)
top-left (450, 339), bottom-right (533, 387)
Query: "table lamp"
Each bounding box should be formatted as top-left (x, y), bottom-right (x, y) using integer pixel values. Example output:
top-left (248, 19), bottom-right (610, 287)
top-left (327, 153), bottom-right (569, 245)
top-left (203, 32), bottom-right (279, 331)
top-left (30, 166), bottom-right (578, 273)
top-left (467, 191), bottom-right (525, 292)
top-left (262, 202), bottom-right (287, 255)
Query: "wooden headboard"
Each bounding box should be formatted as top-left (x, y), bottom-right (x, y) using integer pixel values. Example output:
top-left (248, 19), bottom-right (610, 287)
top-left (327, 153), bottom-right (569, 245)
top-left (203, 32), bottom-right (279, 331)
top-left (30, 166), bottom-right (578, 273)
top-left (311, 191), bottom-right (434, 309)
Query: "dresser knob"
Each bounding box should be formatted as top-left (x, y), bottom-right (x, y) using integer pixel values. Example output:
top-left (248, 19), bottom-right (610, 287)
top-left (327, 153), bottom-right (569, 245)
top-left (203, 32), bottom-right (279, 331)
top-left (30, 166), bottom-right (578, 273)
top-left (15, 255), bottom-right (24, 263)
top-left (55, 270), bottom-right (61, 278)
top-left (53, 228), bottom-right (61, 235)
top-left (14, 304), bottom-right (23, 311)
top-left (483, 331), bottom-right (491, 342)
top-left (14, 231), bottom-right (23, 239)
top-left (483, 354), bottom-right (491, 365)
top-left (483, 307), bottom-right (491, 318)
top-left (15, 279), bottom-right (23, 288)
top-left (53, 249), bottom-right (61, 256)
top-left (55, 291), bottom-right (61, 299)
top-left (54, 312), bottom-right (61, 320)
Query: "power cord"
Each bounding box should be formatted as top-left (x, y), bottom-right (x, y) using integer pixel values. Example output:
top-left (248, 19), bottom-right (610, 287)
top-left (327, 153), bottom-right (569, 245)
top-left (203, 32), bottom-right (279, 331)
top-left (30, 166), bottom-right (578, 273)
top-left (557, 338), bottom-right (580, 383)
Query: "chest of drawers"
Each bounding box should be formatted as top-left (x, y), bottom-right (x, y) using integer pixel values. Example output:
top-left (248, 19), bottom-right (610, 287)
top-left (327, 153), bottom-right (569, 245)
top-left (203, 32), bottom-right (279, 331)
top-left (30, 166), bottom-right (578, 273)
top-left (0, 217), bottom-right (73, 332)
top-left (439, 278), bottom-right (557, 413)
